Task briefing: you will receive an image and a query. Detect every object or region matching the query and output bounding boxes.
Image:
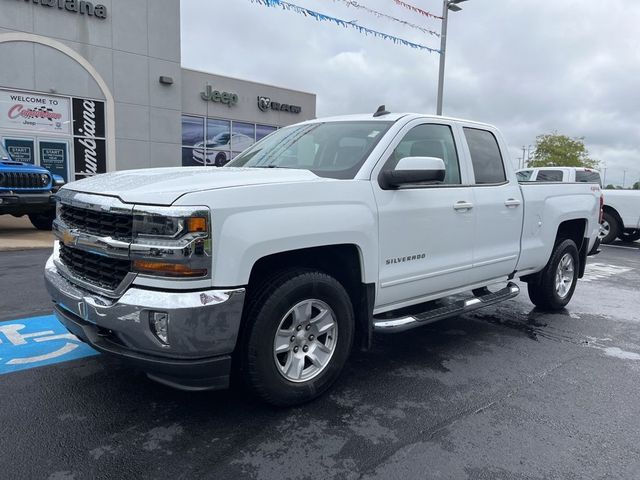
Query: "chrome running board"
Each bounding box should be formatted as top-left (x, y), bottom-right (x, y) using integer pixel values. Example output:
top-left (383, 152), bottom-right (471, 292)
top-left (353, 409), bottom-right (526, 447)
top-left (373, 282), bottom-right (520, 333)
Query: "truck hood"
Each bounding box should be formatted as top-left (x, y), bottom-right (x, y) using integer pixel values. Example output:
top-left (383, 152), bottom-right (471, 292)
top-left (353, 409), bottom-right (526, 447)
top-left (63, 167), bottom-right (325, 205)
top-left (1, 160), bottom-right (50, 174)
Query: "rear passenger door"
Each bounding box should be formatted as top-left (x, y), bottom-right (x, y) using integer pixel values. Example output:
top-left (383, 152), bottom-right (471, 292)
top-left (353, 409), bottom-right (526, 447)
top-left (461, 126), bottom-right (523, 283)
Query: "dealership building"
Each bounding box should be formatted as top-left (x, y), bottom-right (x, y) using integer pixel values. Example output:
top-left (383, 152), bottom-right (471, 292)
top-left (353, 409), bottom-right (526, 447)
top-left (0, 0), bottom-right (316, 181)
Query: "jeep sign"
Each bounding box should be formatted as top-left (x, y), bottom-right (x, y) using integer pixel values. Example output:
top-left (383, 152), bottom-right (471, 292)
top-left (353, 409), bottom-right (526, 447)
top-left (200, 85), bottom-right (238, 108)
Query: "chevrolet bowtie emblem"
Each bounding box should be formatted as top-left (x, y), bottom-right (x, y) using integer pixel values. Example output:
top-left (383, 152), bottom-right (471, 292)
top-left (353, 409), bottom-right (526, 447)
top-left (62, 229), bottom-right (78, 246)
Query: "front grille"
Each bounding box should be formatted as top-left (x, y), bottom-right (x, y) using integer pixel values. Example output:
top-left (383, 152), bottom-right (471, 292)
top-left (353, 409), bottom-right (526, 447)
top-left (0, 171), bottom-right (49, 189)
top-left (60, 204), bottom-right (133, 241)
top-left (59, 244), bottom-right (131, 291)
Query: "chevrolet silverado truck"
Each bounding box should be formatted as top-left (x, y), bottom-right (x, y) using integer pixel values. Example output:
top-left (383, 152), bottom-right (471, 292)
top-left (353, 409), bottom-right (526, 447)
top-left (45, 111), bottom-right (601, 405)
top-left (0, 142), bottom-right (64, 230)
top-left (517, 166), bottom-right (639, 244)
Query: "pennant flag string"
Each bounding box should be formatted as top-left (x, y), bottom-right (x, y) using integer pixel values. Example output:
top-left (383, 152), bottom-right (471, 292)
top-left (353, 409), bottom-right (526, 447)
top-left (249, 0), bottom-right (441, 53)
top-left (332, 0), bottom-right (440, 37)
top-left (393, 0), bottom-right (443, 20)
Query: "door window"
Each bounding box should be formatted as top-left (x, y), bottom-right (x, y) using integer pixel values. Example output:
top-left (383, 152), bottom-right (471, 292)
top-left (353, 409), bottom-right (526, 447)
top-left (384, 124), bottom-right (461, 185)
top-left (464, 128), bottom-right (506, 184)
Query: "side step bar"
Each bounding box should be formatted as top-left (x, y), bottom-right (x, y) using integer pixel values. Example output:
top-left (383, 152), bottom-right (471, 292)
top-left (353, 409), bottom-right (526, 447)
top-left (373, 282), bottom-right (520, 333)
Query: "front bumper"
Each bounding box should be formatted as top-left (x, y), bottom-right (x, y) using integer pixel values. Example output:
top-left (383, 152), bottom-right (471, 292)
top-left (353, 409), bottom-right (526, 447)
top-left (44, 255), bottom-right (246, 391)
top-left (0, 191), bottom-right (55, 214)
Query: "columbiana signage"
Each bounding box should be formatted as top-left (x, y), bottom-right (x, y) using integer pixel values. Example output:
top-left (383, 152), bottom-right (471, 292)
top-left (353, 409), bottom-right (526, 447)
top-left (17, 0), bottom-right (108, 19)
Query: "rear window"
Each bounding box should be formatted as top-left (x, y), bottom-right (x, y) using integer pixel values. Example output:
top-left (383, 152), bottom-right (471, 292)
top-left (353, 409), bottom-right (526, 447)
top-left (575, 170), bottom-right (602, 184)
top-left (535, 170), bottom-right (564, 182)
top-left (464, 128), bottom-right (506, 184)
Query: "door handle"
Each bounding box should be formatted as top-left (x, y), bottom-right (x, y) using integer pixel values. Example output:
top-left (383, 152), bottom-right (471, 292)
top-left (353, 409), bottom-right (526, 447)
top-left (453, 201), bottom-right (474, 211)
top-left (504, 198), bottom-right (521, 207)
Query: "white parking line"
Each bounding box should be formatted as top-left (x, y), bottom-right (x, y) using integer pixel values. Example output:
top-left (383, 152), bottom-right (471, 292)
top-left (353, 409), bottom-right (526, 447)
top-left (601, 244), bottom-right (639, 251)
top-left (581, 263), bottom-right (632, 282)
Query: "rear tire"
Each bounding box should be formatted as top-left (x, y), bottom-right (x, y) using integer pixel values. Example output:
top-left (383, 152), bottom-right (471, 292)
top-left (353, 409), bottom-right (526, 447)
top-left (599, 211), bottom-right (619, 244)
top-left (527, 239), bottom-right (579, 311)
top-left (619, 230), bottom-right (640, 243)
top-left (28, 212), bottom-right (54, 231)
top-left (240, 269), bottom-right (354, 406)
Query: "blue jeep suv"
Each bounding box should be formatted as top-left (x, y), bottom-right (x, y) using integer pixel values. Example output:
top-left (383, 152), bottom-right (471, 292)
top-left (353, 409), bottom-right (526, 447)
top-left (0, 142), bottom-right (64, 230)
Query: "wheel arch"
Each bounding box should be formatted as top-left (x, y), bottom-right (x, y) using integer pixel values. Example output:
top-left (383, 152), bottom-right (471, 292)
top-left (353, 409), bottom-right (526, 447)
top-left (246, 244), bottom-right (374, 351)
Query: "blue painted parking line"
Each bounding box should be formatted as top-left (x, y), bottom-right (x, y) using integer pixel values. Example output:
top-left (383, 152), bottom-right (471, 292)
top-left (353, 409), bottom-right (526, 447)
top-left (0, 314), bottom-right (99, 374)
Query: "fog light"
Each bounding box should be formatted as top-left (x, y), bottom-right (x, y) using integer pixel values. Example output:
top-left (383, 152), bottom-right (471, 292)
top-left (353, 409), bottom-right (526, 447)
top-left (150, 311), bottom-right (169, 345)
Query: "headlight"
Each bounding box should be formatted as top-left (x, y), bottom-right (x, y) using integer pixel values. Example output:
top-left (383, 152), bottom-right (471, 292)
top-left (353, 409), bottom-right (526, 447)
top-left (40, 173), bottom-right (50, 186)
top-left (130, 206), bottom-right (212, 279)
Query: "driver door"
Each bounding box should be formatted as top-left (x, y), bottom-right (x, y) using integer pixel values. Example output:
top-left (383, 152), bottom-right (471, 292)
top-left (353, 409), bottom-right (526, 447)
top-left (373, 120), bottom-right (476, 311)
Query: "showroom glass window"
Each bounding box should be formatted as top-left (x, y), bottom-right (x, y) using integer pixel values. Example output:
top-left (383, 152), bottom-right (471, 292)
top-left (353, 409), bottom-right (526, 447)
top-left (464, 128), bottom-right (506, 184)
top-left (181, 115), bottom-right (278, 167)
top-left (382, 124), bottom-right (461, 185)
top-left (181, 115), bottom-right (204, 167)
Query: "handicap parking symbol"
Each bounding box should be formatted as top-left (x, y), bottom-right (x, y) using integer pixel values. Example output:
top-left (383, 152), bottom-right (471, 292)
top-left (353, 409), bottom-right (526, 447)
top-left (0, 315), bottom-right (99, 374)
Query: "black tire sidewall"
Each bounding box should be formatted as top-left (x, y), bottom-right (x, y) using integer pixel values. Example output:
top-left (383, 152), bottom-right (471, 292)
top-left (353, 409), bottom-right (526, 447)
top-left (620, 230), bottom-right (640, 243)
top-left (245, 272), bottom-right (354, 406)
top-left (529, 239), bottom-right (579, 310)
top-left (600, 212), bottom-right (619, 244)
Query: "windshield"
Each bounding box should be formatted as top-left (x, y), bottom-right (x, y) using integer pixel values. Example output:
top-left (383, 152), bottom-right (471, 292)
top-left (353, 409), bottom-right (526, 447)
top-left (226, 121), bottom-right (393, 179)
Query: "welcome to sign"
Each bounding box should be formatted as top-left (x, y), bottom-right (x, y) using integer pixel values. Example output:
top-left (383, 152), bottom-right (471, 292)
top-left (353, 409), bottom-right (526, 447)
top-left (0, 89), bottom-right (71, 135)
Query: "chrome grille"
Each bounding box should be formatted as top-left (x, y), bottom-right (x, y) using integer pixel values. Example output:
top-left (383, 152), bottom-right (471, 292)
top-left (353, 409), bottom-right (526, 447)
top-left (60, 204), bottom-right (133, 241)
top-left (59, 244), bottom-right (131, 291)
top-left (0, 171), bottom-right (49, 189)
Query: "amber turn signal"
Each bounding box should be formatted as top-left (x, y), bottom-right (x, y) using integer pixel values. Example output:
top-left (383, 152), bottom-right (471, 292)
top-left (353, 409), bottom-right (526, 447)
top-left (133, 260), bottom-right (207, 277)
top-left (186, 217), bottom-right (207, 233)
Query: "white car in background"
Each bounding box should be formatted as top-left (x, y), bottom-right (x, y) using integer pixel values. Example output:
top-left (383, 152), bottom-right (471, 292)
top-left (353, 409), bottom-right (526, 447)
top-left (517, 167), bottom-right (640, 243)
top-left (193, 132), bottom-right (254, 166)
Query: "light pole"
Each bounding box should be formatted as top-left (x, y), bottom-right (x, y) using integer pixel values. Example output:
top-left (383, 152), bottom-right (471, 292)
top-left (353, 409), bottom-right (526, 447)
top-left (436, 0), bottom-right (468, 116)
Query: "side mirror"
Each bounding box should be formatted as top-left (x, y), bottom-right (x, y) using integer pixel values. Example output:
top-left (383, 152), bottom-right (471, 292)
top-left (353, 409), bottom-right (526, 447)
top-left (379, 156), bottom-right (446, 189)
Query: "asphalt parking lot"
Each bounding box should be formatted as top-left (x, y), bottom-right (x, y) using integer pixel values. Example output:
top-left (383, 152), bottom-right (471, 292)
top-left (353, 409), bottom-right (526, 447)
top-left (1, 242), bottom-right (639, 480)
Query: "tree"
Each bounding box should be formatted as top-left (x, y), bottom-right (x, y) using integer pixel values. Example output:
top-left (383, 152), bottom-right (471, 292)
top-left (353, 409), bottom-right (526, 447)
top-left (528, 133), bottom-right (598, 168)
top-left (633, 181), bottom-right (640, 190)
top-left (605, 184), bottom-right (617, 190)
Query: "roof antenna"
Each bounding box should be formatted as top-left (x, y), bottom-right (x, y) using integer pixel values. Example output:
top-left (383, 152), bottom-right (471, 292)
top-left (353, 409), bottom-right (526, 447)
top-left (373, 105), bottom-right (390, 117)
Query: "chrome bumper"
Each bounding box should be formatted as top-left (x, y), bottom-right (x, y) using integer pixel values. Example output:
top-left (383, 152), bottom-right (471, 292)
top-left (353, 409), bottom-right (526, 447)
top-left (44, 254), bottom-right (245, 389)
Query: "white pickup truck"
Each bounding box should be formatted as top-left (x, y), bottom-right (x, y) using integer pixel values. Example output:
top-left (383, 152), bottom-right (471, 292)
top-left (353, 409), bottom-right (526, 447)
top-left (517, 166), bottom-right (640, 243)
top-left (45, 111), bottom-right (601, 405)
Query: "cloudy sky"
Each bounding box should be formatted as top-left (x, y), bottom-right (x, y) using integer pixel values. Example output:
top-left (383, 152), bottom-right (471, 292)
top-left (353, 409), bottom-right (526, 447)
top-left (181, 0), bottom-right (640, 187)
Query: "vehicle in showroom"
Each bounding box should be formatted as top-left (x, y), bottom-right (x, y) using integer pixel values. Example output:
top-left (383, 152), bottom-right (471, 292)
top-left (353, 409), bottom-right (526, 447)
top-left (517, 166), bottom-right (639, 243)
top-left (192, 132), bottom-right (254, 166)
top-left (0, 142), bottom-right (64, 230)
top-left (45, 110), bottom-right (602, 405)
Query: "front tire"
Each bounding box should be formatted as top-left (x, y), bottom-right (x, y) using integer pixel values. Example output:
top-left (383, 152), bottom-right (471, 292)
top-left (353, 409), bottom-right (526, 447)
top-left (527, 239), bottom-right (579, 311)
top-left (241, 269), bottom-right (354, 406)
top-left (28, 211), bottom-right (54, 231)
top-left (599, 211), bottom-right (619, 244)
